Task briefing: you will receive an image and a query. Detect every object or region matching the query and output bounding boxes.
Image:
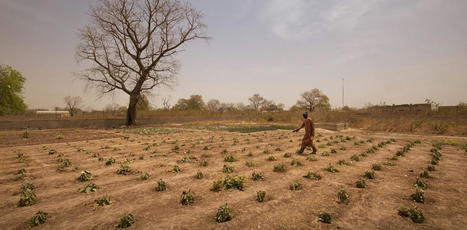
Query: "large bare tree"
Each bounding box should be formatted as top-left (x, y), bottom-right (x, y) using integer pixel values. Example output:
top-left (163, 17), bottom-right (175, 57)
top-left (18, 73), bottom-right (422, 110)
top-left (76, 0), bottom-right (208, 125)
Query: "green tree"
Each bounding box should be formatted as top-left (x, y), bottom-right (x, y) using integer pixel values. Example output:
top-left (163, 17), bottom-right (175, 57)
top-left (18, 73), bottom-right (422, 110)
top-left (295, 89), bottom-right (330, 112)
top-left (173, 95), bottom-right (205, 110)
top-left (136, 95), bottom-right (151, 111)
top-left (0, 65), bottom-right (27, 115)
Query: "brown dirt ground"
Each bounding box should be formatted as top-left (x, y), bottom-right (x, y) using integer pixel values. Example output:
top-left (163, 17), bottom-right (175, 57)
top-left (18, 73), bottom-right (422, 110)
top-left (0, 127), bottom-right (466, 230)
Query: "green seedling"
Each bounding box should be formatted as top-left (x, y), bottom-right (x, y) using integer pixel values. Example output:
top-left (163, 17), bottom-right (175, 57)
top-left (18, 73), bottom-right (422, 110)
top-left (117, 213), bottom-right (135, 228)
top-left (180, 190), bottom-right (195, 205)
top-left (251, 171), bottom-right (264, 181)
top-left (289, 182), bottom-right (302, 191)
top-left (215, 204), bottom-right (232, 223)
top-left (95, 195), bottom-right (112, 206)
top-left (29, 211), bottom-right (48, 227)
top-left (79, 183), bottom-right (98, 193)
top-left (155, 179), bottom-right (166, 192)
top-left (318, 212), bottom-right (331, 224)
top-left (77, 170), bottom-right (92, 182)
top-left (256, 190), bottom-right (266, 202)
top-left (303, 171), bottom-right (322, 180)
top-left (273, 163), bottom-right (286, 172)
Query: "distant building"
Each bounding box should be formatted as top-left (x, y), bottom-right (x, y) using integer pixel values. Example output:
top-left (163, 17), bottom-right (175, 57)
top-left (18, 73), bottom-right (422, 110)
top-left (367, 104), bottom-right (432, 113)
top-left (36, 110), bottom-right (70, 118)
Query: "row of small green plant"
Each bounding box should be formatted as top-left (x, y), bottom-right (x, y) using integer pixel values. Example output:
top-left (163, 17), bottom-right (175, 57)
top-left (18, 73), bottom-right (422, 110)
top-left (398, 143), bottom-right (442, 224)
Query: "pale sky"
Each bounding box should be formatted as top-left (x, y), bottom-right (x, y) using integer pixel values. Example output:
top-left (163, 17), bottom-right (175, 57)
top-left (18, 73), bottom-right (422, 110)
top-left (1, 0), bottom-right (466, 110)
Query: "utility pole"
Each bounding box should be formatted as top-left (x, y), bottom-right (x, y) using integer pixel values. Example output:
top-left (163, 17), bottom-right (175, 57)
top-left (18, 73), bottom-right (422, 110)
top-left (342, 78), bottom-right (345, 108)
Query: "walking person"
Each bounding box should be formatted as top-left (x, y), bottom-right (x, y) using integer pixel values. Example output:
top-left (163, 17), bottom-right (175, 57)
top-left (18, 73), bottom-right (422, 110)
top-left (293, 111), bottom-right (317, 154)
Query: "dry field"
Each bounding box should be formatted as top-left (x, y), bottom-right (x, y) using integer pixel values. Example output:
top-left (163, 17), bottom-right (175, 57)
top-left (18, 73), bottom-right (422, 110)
top-left (0, 125), bottom-right (466, 229)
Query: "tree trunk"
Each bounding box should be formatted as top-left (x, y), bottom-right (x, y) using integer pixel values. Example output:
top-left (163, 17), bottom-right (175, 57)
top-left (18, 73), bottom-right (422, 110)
top-left (126, 94), bottom-right (139, 126)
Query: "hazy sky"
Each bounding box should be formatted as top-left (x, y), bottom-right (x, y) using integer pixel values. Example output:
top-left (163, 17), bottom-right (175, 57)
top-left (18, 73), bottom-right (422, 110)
top-left (1, 0), bottom-right (466, 110)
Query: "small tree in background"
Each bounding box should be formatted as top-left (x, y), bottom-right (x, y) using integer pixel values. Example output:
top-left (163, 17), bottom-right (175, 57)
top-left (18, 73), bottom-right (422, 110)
top-left (173, 95), bottom-right (205, 110)
top-left (136, 95), bottom-right (151, 111)
top-left (64, 96), bottom-right (83, 117)
top-left (295, 89), bottom-right (330, 112)
top-left (248, 94), bottom-right (265, 111)
top-left (0, 65), bottom-right (27, 115)
top-left (207, 99), bottom-right (221, 112)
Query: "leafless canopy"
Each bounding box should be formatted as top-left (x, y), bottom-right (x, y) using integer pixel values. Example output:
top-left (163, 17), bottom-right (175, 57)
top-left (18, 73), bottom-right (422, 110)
top-left (76, 0), bottom-right (208, 125)
top-left (64, 96), bottom-right (83, 117)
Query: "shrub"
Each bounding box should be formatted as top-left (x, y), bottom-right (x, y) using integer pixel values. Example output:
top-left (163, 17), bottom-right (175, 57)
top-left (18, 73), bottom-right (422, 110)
top-left (223, 175), bottom-right (246, 190)
top-left (140, 172), bottom-right (150, 180)
top-left (338, 159), bottom-right (351, 166)
top-left (307, 156), bottom-right (318, 161)
top-left (413, 178), bottom-right (427, 190)
top-left (77, 170), bottom-right (92, 182)
top-left (356, 178), bottom-right (366, 188)
top-left (350, 154), bottom-right (360, 162)
top-left (196, 171), bottom-right (203, 179)
top-left (267, 156), bottom-right (276, 161)
top-left (48, 149), bottom-right (56, 155)
top-left (427, 165), bottom-right (435, 171)
top-left (215, 204), bottom-right (232, 223)
top-left (117, 213), bottom-right (135, 228)
top-left (95, 195), bottom-right (112, 206)
top-left (325, 164), bottom-right (339, 173)
top-left (222, 164), bottom-right (234, 173)
top-left (275, 147), bottom-right (282, 151)
top-left (251, 171), bottom-right (264, 181)
top-left (224, 155), bottom-right (236, 162)
top-left (289, 182), bottom-right (302, 191)
top-left (330, 149), bottom-right (337, 154)
top-left (171, 165), bottom-right (182, 173)
top-left (396, 151), bottom-right (404, 157)
top-left (431, 158), bottom-right (439, 165)
top-left (364, 171), bottom-right (375, 179)
top-left (199, 160), bottom-right (208, 167)
top-left (383, 161), bottom-right (396, 166)
top-left (318, 212), bottom-right (331, 224)
top-left (291, 158), bottom-right (303, 166)
top-left (321, 152), bottom-right (330, 157)
top-left (245, 161), bottom-right (255, 167)
top-left (211, 178), bottom-right (223, 192)
top-left (117, 164), bottom-right (131, 175)
top-left (398, 207), bottom-right (424, 223)
top-left (105, 158), bottom-right (115, 166)
top-left (79, 183), bottom-right (98, 193)
top-left (256, 190), bottom-right (266, 202)
top-left (372, 164), bottom-right (382, 171)
top-left (337, 189), bottom-right (350, 204)
top-left (410, 189), bottom-right (425, 203)
top-left (303, 171), bottom-right (322, 180)
top-left (247, 152), bottom-right (253, 157)
top-left (180, 190), bottom-right (195, 205)
top-left (56, 134), bottom-right (64, 139)
top-left (29, 211), bottom-right (48, 227)
top-left (155, 179), bottom-right (166, 192)
top-left (273, 163), bottom-right (286, 172)
top-left (420, 170), bottom-right (430, 178)
top-left (283, 152), bottom-right (292, 158)
top-left (19, 189), bottom-right (36, 207)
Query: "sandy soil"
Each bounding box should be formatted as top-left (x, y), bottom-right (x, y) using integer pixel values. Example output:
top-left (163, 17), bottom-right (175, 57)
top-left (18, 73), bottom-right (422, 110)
top-left (0, 127), bottom-right (465, 230)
